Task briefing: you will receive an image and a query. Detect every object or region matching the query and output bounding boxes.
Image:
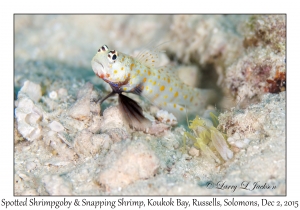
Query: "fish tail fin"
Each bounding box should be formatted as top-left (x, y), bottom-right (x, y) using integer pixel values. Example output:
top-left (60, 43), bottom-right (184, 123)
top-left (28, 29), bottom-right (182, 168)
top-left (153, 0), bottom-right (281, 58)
top-left (118, 94), bottom-right (151, 131)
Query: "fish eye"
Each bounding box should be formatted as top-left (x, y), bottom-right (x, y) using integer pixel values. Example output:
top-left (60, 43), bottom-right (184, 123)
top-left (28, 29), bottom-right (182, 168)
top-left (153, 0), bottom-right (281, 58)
top-left (98, 45), bottom-right (109, 52)
top-left (108, 50), bottom-right (118, 63)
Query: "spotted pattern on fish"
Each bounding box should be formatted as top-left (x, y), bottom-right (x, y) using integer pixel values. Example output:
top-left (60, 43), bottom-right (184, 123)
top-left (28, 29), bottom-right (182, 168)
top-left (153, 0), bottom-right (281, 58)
top-left (91, 45), bottom-right (216, 130)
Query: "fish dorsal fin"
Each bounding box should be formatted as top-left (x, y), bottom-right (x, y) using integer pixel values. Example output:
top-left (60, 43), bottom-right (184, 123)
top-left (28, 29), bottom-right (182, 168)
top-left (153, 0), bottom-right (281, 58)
top-left (135, 41), bottom-right (170, 68)
top-left (136, 49), bottom-right (160, 68)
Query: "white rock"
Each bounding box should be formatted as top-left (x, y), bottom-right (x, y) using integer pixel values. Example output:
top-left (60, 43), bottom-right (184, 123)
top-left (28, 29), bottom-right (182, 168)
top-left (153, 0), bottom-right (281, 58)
top-left (48, 120), bottom-right (64, 132)
top-left (19, 80), bottom-right (42, 102)
top-left (101, 106), bottom-right (129, 133)
top-left (15, 97), bottom-right (43, 141)
top-left (68, 83), bottom-right (93, 120)
top-left (25, 112), bottom-right (42, 125)
top-left (156, 110), bottom-right (178, 125)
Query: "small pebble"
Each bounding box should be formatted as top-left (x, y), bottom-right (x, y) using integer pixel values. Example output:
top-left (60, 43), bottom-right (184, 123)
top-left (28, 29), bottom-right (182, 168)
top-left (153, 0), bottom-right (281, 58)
top-left (48, 121), bottom-right (65, 132)
top-left (188, 147), bottom-right (200, 157)
top-left (49, 91), bottom-right (58, 99)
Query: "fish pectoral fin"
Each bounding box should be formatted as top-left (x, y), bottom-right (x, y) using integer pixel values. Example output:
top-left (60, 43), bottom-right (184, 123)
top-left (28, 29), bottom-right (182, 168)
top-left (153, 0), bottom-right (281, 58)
top-left (119, 84), bottom-right (135, 93)
top-left (129, 83), bottom-right (144, 95)
top-left (119, 83), bottom-right (143, 95)
top-left (118, 93), bottom-right (151, 131)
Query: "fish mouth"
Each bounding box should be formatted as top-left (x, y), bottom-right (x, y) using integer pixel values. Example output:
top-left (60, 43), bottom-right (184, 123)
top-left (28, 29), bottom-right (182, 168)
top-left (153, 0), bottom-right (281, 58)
top-left (91, 58), bottom-right (105, 76)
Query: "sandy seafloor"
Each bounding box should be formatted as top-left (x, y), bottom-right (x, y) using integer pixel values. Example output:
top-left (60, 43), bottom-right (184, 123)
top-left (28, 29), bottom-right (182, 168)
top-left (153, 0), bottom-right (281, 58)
top-left (14, 15), bottom-right (286, 195)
